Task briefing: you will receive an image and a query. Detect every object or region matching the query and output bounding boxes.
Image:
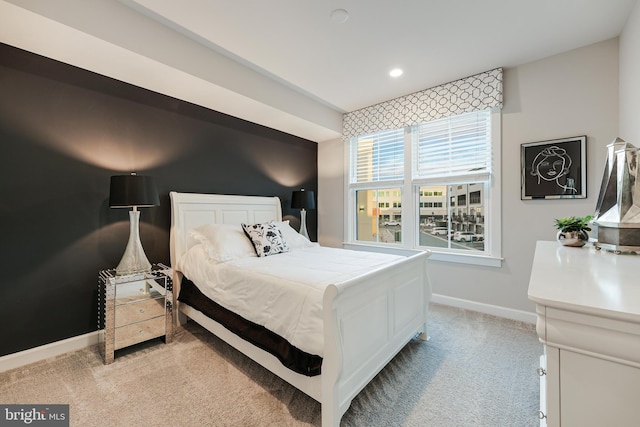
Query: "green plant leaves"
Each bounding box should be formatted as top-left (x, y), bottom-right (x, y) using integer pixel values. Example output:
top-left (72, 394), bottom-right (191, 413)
top-left (554, 215), bottom-right (593, 232)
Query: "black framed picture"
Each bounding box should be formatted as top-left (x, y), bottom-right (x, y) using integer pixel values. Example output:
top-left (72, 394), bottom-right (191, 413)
top-left (521, 136), bottom-right (587, 200)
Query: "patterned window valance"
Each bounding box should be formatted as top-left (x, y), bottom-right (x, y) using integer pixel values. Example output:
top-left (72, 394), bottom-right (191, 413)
top-left (343, 68), bottom-right (503, 139)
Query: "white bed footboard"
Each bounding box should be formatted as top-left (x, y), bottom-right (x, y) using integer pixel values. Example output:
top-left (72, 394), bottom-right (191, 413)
top-left (321, 251), bottom-right (431, 426)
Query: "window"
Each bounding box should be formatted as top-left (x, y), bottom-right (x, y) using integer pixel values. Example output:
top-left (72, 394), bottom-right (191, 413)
top-left (418, 183), bottom-right (485, 250)
top-left (470, 190), bottom-right (481, 205)
top-left (347, 109), bottom-right (501, 266)
top-left (413, 110), bottom-right (493, 255)
top-left (350, 128), bottom-right (405, 244)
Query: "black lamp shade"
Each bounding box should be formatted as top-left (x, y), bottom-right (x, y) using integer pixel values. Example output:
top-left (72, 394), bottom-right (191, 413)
top-left (109, 174), bottom-right (160, 208)
top-left (291, 190), bottom-right (315, 210)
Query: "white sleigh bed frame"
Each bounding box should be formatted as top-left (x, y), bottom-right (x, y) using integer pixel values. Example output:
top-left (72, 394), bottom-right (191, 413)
top-left (169, 192), bottom-right (431, 426)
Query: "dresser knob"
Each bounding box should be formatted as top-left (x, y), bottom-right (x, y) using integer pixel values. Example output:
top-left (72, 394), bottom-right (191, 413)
top-left (139, 308), bottom-right (145, 314)
top-left (536, 367), bottom-right (546, 376)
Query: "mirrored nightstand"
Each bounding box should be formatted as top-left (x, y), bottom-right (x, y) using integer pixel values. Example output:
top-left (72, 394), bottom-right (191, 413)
top-left (98, 264), bottom-right (173, 364)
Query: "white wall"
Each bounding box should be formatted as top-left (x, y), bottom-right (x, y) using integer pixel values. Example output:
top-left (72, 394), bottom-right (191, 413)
top-left (620, 0), bottom-right (640, 142)
top-left (317, 137), bottom-right (345, 248)
top-left (318, 38), bottom-right (620, 315)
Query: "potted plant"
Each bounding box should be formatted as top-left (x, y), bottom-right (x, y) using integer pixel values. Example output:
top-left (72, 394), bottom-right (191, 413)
top-left (554, 215), bottom-right (593, 247)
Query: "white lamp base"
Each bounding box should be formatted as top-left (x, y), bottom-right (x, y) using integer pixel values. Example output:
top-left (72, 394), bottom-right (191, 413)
top-left (299, 208), bottom-right (310, 240)
top-left (116, 209), bottom-right (152, 276)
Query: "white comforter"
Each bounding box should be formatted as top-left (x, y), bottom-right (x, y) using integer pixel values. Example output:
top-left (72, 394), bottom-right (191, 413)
top-left (178, 245), bottom-right (405, 357)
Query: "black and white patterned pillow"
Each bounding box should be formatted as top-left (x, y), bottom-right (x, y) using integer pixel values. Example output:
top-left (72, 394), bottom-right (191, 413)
top-left (241, 222), bottom-right (290, 257)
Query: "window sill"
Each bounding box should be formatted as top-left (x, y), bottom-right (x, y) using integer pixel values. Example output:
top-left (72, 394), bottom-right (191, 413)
top-left (342, 242), bottom-right (503, 268)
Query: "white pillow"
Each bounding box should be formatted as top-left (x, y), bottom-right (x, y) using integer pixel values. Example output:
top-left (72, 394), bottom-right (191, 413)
top-left (189, 223), bottom-right (257, 262)
top-left (241, 222), bottom-right (290, 257)
top-left (276, 220), bottom-right (317, 250)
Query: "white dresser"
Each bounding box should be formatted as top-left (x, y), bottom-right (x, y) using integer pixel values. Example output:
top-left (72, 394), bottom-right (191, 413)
top-left (528, 241), bottom-right (640, 427)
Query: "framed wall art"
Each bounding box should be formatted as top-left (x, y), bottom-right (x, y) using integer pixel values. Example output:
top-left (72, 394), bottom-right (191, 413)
top-left (521, 135), bottom-right (587, 200)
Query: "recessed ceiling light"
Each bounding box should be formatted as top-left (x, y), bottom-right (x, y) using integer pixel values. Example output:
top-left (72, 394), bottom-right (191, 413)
top-left (389, 68), bottom-right (404, 78)
top-left (330, 9), bottom-right (349, 23)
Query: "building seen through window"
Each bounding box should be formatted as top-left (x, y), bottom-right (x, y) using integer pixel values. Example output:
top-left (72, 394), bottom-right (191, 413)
top-left (355, 183), bottom-right (484, 250)
top-left (417, 184), bottom-right (484, 251)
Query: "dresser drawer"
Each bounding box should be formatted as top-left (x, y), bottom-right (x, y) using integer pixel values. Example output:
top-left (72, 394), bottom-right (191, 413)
top-left (115, 297), bottom-right (165, 327)
top-left (114, 316), bottom-right (166, 350)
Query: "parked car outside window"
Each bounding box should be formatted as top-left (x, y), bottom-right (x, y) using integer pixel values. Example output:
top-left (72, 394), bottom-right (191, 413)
top-left (431, 227), bottom-right (448, 235)
top-left (453, 231), bottom-right (478, 242)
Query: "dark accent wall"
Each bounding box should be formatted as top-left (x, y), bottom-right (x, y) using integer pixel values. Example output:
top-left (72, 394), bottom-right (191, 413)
top-left (0, 43), bottom-right (318, 357)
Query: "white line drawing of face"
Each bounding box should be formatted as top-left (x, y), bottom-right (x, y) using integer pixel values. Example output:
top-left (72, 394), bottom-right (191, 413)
top-left (531, 145), bottom-right (571, 184)
top-left (530, 146), bottom-right (577, 193)
top-left (532, 146), bottom-right (570, 182)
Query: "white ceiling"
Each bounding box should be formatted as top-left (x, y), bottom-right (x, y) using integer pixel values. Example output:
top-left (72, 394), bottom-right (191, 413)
top-left (1, 0), bottom-right (637, 141)
top-left (126, 0), bottom-right (637, 112)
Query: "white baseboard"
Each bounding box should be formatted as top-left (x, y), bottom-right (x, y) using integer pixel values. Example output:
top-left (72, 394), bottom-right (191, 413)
top-left (0, 296), bottom-right (535, 372)
top-left (431, 294), bottom-right (537, 324)
top-left (0, 331), bottom-right (100, 373)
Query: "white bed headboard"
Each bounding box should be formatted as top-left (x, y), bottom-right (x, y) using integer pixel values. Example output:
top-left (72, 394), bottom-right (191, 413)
top-left (169, 192), bottom-right (283, 271)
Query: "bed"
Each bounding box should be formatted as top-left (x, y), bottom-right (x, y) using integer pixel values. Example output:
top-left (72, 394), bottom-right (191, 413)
top-left (169, 191), bottom-right (432, 426)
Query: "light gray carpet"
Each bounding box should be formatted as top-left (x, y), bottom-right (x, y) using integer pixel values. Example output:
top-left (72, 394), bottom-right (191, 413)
top-left (0, 304), bottom-right (542, 426)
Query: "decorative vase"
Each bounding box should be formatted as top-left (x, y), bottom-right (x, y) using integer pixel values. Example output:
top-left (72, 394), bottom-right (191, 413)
top-left (556, 230), bottom-right (589, 247)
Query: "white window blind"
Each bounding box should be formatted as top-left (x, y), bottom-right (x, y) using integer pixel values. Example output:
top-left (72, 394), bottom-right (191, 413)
top-left (351, 128), bottom-right (404, 183)
top-left (414, 110), bottom-right (491, 182)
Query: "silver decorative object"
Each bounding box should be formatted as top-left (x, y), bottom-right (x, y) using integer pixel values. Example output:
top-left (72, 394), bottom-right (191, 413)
top-left (593, 138), bottom-right (640, 253)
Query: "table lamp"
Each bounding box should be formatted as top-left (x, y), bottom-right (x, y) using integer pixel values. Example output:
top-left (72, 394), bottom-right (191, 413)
top-left (291, 189), bottom-right (315, 240)
top-left (109, 173), bottom-right (160, 275)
